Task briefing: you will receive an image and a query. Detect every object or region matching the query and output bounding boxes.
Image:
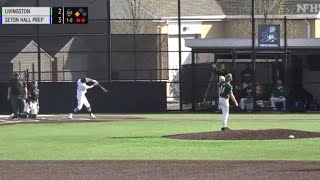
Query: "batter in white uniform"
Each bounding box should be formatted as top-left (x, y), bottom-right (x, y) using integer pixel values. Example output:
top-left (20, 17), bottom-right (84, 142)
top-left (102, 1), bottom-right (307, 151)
top-left (69, 77), bottom-right (98, 119)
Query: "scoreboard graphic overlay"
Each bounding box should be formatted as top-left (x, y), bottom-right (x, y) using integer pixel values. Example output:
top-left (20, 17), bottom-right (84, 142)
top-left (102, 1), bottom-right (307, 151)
top-left (0, 7), bottom-right (88, 24)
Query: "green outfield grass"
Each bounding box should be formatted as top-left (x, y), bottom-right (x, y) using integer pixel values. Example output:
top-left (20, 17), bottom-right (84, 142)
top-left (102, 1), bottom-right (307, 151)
top-left (0, 114), bottom-right (319, 160)
top-left (128, 113), bottom-right (320, 120)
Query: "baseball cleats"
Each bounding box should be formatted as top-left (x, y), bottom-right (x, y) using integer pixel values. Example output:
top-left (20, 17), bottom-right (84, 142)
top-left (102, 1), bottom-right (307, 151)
top-left (9, 113), bottom-right (15, 119)
top-left (221, 127), bottom-right (231, 131)
top-left (90, 114), bottom-right (96, 119)
top-left (68, 113), bottom-right (73, 119)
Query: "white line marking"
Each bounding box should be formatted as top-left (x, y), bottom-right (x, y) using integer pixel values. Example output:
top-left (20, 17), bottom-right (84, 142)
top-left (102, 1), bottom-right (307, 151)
top-left (78, 118), bottom-right (91, 121)
top-left (0, 115), bottom-right (55, 118)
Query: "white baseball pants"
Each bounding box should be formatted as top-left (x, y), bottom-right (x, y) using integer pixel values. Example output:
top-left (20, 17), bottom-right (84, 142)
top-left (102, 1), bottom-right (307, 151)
top-left (77, 95), bottom-right (91, 110)
top-left (24, 101), bottom-right (39, 115)
top-left (29, 101), bottom-right (39, 115)
top-left (219, 97), bottom-right (229, 128)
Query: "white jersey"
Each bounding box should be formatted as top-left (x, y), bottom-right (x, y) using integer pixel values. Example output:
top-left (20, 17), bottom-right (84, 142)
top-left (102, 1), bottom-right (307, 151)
top-left (77, 79), bottom-right (90, 97)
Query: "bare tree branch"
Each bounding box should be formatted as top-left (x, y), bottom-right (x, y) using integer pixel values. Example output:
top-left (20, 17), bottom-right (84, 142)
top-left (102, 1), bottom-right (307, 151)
top-left (231, 0), bottom-right (301, 38)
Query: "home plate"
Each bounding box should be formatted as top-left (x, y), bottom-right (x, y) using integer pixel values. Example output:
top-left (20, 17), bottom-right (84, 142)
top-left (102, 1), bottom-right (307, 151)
top-left (24, 119), bottom-right (40, 122)
top-left (5, 120), bottom-right (23, 123)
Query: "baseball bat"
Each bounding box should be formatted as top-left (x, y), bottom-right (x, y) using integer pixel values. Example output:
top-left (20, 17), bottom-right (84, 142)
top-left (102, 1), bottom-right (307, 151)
top-left (98, 84), bottom-right (108, 93)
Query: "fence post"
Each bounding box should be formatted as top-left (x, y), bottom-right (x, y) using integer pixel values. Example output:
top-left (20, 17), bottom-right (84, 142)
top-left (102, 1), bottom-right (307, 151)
top-left (32, 63), bottom-right (35, 80)
top-left (52, 57), bottom-right (58, 82)
top-left (232, 49), bottom-right (236, 82)
top-left (178, 0), bottom-right (182, 111)
top-left (191, 51), bottom-right (196, 111)
top-left (251, 0), bottom-right (257, 111)
top-left (25, 69), bottom-right (29, 82)
top-left (284, 16), bottom-right (288, 86)
top-left (106, 0), bottom-right (112, 82)
top-left (36, 0), bottom-right (41, 81)
top-left (63, 55), bottom-right (65, 81)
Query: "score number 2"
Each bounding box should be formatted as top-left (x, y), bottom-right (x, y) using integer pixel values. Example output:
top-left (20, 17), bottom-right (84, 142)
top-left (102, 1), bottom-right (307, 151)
top-left (58, 8), bottom-right (62, 23)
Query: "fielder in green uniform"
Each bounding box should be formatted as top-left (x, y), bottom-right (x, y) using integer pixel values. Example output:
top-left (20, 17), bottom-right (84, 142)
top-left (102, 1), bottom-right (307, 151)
top-left (218, 73), bottom-right (238, 131)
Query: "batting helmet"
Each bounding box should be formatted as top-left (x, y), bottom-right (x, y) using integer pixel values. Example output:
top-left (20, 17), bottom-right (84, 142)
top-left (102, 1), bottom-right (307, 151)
top-left (80, 76), bottom-right (86, 83)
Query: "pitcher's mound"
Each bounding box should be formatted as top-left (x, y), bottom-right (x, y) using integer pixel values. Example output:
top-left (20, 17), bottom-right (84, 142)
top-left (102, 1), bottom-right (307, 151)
top-left (164, 129), bottom-right (320, 140)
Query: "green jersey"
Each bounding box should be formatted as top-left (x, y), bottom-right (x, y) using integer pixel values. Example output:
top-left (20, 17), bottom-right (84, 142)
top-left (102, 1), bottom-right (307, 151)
top-left (272, 86), bottom-right (286, 97)
top-left (219, 82), bottom-right (233, 99)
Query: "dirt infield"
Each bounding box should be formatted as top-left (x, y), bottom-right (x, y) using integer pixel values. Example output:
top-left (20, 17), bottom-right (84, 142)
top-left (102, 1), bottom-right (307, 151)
top-left (1, 160), bottom-right (319, 180)
top-left (164, 129), bottom-right (320, 140)
top-left (0, 115), bottom-right (145, 126)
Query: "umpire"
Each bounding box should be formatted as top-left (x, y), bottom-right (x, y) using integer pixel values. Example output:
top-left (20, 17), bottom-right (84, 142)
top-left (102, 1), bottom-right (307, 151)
top-left (7, 72), bottom-right (27, 119)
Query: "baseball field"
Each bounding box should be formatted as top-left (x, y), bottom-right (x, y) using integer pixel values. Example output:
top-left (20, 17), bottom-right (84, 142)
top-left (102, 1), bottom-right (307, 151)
top-left (0, 113), bottom-right (319, 179)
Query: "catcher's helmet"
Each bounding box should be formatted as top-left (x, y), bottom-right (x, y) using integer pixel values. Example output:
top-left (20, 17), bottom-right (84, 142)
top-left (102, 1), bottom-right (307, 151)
top-left (219, 76), bottom-right (225, 82)
top-left (31, 80), bottom-right (38, 87)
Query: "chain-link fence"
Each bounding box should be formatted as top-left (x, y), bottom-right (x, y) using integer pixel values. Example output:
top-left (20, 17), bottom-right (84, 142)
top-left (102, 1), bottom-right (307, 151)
top-left (1, 0), bottom-right (320, 112)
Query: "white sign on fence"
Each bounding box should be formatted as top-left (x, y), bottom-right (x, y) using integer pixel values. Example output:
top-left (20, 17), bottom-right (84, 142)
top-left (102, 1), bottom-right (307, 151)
top-left (297, 4), bottom-right (320, 13)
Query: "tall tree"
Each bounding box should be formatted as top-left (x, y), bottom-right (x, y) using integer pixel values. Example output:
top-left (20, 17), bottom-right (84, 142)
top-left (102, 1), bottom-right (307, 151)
top-left (110, 0), bottom-right (161, 34)
top-left (108, 0), bottom-right (168, 80)
top-left (231, 0), bottom-right (302, 38)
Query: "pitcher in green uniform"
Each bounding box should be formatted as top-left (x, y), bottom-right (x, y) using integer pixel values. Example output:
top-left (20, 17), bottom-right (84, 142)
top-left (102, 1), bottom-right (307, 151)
top-left (218, 73), bottom-right (239, 131)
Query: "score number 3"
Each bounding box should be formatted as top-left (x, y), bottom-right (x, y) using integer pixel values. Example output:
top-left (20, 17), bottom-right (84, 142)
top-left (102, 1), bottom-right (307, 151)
top-left (58, 8), bottom-right (62, 23)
